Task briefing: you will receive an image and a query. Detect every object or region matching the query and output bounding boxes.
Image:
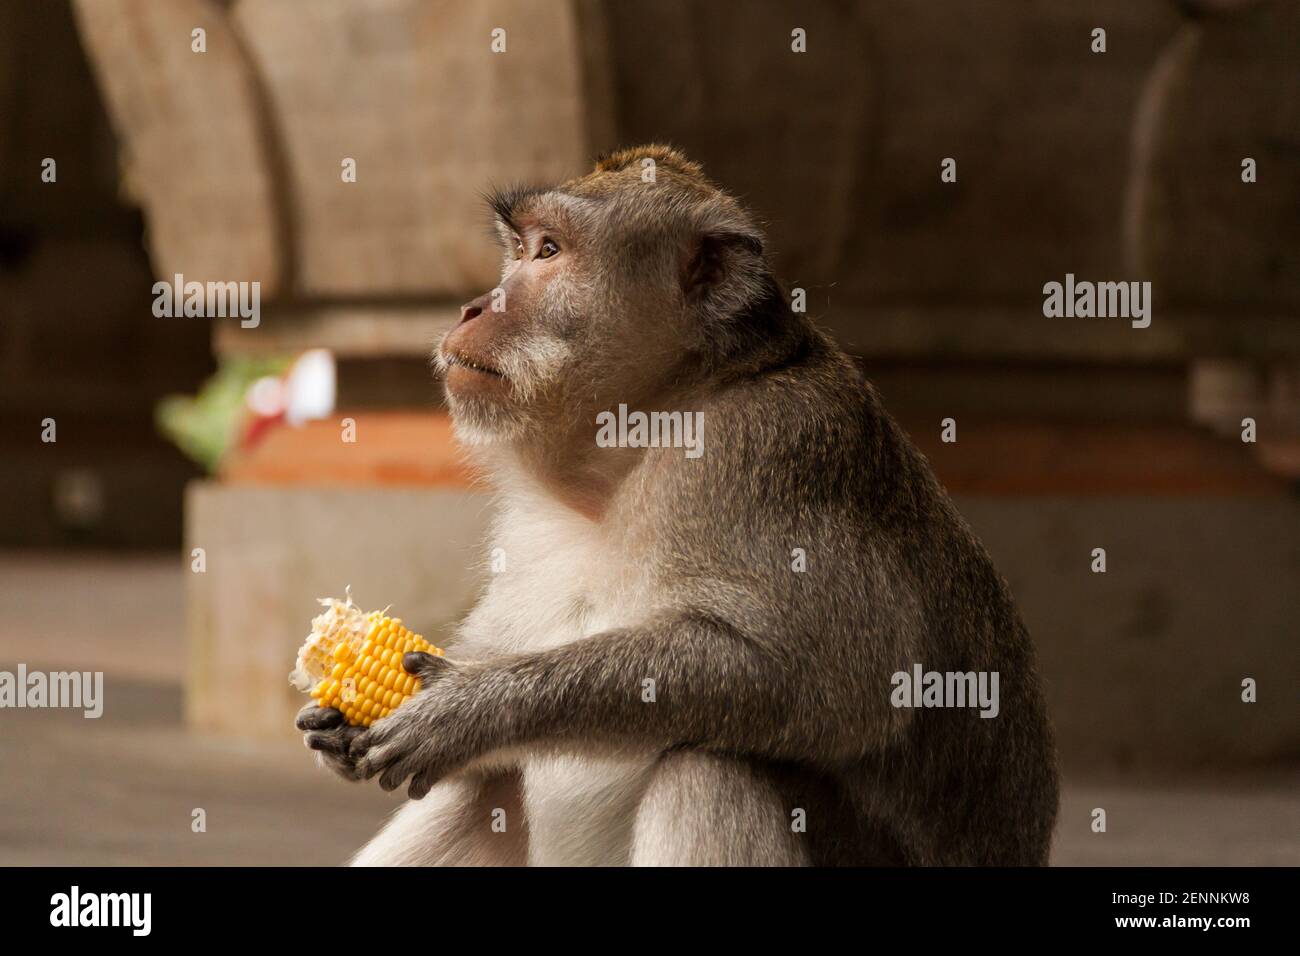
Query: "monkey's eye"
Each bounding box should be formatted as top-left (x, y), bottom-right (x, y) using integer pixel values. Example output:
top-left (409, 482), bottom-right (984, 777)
top-left (537, 238), bottom-right (559, 260)
top-left (512, 236), bottom-right (525, 259)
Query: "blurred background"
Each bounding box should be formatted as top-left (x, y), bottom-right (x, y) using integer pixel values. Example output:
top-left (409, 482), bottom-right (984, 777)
top-left (0, 0), bottom-right (1296, 865)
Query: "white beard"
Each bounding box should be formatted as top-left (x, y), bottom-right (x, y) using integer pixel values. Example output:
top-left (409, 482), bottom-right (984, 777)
top-left (435, 331), bottom-right (574, 444)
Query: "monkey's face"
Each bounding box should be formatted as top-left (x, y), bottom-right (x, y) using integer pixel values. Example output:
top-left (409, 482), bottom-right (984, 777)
top-left (435, 190), bottom-right (596, 444)
top-left (436, 192), bottom-right (673, 447)
top-left (437, 148), bottom-right (771, 448)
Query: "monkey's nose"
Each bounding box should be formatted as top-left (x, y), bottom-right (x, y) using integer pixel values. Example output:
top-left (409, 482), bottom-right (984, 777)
top-left (458, 294), bottom-right (490, 325)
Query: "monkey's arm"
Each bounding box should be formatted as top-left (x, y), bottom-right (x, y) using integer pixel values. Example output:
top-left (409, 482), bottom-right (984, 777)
top-left (350, 613), bottom-right (902, 799)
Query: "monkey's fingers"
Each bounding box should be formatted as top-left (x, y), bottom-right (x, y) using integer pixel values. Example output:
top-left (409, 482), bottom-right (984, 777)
top-left (353, 734), bottom-right (412, 781)
top-left (306, 725), bottom-right (363, 756)
top-left (374, 743), bottom-right (445, 797)
top-left (297, 705), bottom-right (345, 731)
top-left (378, 759), bottom-right (415, 793)
top-left (407, 768), bottom-right (439, 801)
top-left (349, 728), bottom-right (374, 759)
top-left (402, 651), bottom-right (449, 681)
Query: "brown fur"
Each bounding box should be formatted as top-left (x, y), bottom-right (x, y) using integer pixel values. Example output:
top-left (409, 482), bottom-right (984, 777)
top-left (303, 146), bottom-right (1059, 866)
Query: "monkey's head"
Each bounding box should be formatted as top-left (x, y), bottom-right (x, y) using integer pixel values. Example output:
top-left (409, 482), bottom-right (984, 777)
top-left (436, 144), bottom-right (785, 447)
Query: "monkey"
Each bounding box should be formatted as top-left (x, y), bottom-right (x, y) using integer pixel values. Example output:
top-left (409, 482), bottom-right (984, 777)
top-left (297, 144), bottom-right (1059, 866)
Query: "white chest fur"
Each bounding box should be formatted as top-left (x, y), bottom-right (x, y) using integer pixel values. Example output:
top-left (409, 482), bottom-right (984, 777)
top-left (454, 492), bottom-right (660, 865)
top-left (522, 752), bottom-right (657, 865)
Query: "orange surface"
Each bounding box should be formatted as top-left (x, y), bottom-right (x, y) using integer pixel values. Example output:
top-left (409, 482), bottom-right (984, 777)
top-left (221, 411), bottom-right (1286, 495)
top-left (221, 411), bottom-right (480, 487)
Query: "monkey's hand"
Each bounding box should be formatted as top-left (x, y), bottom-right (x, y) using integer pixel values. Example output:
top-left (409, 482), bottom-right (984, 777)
top-left (297, 704), bottom-right (368, 781)
top-left (348, 652), bottom-right (477, 800)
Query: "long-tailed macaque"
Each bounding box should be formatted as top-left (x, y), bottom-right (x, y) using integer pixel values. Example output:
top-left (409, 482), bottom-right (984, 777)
top-left (298, 145), bottom-right (1059, 866)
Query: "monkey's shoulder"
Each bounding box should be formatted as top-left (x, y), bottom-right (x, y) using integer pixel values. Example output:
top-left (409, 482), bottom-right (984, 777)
top-left (649, 351), bottom-right (933, 511)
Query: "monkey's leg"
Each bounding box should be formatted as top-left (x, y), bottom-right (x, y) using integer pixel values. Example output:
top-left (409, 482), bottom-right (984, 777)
top-left (350, 769), bottom-right (527, 866)
top-left (630, 751), bottom-right (808, 866)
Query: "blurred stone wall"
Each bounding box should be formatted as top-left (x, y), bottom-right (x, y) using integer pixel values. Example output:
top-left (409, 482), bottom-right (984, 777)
top-left (73, 0), bottom-right (602, 300)
top-left (0, 0), bottom-right (211, 547)
top-left (69, 0), bottom-right (1300, 363)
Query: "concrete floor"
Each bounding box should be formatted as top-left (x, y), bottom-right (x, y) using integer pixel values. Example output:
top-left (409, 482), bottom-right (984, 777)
top-left (0, 552), bottom-right (1295, 866)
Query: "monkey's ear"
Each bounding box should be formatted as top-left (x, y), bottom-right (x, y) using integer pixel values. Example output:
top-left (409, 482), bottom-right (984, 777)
top-left (683, 230), bottom-right (767, 312)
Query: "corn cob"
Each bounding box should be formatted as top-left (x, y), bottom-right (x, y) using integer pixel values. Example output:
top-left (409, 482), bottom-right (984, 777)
top-left (289, 594), bottom-right (443, 727)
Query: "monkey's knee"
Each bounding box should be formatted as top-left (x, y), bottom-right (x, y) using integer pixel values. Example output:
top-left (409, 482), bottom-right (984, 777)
top-left (630, 751), bottom-right (808, 867)
top-left (351, 773), bottom-right (526, 866)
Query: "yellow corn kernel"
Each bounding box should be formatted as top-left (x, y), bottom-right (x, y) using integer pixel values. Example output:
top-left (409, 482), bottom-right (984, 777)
top-left (291, 596), bottom-right (445, 727)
